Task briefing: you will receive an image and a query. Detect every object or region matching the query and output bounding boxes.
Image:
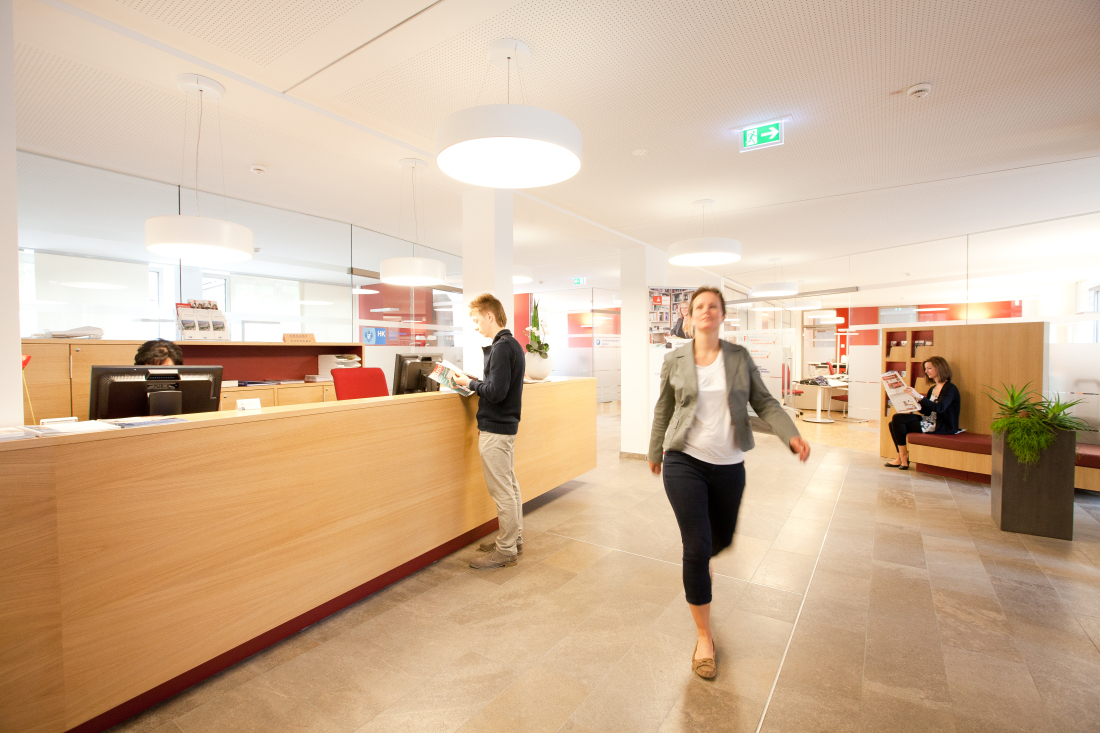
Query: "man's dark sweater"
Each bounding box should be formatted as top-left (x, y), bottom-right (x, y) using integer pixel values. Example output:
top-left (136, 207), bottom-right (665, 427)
top-left (468, 328), bottom-right (524, 435)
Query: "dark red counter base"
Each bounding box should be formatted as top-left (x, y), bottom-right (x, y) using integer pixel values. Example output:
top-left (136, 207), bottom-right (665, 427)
top-left (70, 518), bottom-right (498, 733)
top-left (913, 462), bottom-right (992, 485)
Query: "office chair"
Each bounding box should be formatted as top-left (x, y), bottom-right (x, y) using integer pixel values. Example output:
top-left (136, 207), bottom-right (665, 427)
top-left (332, 367), bottom-right (389, 399)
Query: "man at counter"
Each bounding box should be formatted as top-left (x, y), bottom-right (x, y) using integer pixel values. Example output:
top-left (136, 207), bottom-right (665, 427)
top-left (453, 293), bottom-right (526, 569)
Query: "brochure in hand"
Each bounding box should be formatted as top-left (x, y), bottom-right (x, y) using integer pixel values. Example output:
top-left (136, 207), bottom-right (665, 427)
top-left (429, 360), bottom-right (474, 396)
top-left (881, 371), bottom-right (921, 413)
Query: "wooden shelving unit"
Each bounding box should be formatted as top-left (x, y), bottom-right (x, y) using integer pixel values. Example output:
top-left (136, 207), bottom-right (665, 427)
top-left (878, 322), bottom-right (1048, 459)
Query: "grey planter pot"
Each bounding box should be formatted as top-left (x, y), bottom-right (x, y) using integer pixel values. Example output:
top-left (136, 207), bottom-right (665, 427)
top-left (991, 429), bottom-right (1075, 540)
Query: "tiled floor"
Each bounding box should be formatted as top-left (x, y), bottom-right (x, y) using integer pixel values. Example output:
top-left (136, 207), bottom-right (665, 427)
top-left (111, 412), bottom-right (1100, 733)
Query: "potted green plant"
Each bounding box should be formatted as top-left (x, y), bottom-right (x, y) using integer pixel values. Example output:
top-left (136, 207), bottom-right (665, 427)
top-left (524, 299), bottom-right (553, 380)
top-left (988, 383), bottom-right (1092, 539)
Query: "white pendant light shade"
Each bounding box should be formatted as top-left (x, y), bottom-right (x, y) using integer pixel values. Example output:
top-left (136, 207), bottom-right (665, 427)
top-left (380, 257), bottom-right (447, 287)
top-left (513, 265), bottom-right (533, 284)
top-left (436, 104), bottom-right (582, 189)
top-left (668, 237), bottom-right (742, 266)
top-left (750, 281), bottom-right (798, 298)
top-left (784, 298), bottom-right (822, 311)
top-left (145, 215), bottom-right (253, 262)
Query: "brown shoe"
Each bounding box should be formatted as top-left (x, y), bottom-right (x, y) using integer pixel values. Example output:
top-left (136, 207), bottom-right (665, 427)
top-left (478, 539), bottom-right (522, 554)
top-left (692, 642), bottom-right (716, 679)
top-left (470, 549), bottom-right (518, 569)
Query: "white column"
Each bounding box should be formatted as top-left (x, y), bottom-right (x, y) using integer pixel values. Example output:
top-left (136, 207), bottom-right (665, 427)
top-left (461, 188), bottom-right (513, 377)
top-left (620, 244), bottom-right (667, 457)
top-left (0, 0), bottom-right (19, 427)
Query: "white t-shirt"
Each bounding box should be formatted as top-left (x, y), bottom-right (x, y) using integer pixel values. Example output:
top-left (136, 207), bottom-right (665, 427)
top-left (682, 355), bottom-right (745, 465)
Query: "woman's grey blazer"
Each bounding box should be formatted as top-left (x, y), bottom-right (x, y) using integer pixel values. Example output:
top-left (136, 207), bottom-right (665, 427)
top-left (648, 340), bottom-right (801, 464)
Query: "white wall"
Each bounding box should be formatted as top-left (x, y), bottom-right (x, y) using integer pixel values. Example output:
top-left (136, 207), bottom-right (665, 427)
top-left (0, 0), bottom-right (21, 426)
top-left (620, 245), bottom-right (667, 456)
top-left (846, 343), bottom-right (882, 421)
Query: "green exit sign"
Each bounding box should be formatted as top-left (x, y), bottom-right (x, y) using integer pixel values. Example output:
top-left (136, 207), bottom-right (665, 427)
top-left (572, 277), bottom-right (587, 285)
top-left (740, 120), bottom-right (784, 152)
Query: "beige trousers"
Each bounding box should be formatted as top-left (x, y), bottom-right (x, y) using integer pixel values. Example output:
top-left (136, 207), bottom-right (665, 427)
top-left (479, 432), bottom-right (523, 555)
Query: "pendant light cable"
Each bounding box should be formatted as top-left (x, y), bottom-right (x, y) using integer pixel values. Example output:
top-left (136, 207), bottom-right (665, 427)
top-left (217, 98), bottom-right (227, 220)
top-left (194, 89), bottom-right (203, 217)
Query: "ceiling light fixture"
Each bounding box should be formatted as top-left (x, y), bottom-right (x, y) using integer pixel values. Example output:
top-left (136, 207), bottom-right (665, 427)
top-left (750, 257), bottom-right (797, 298)
top-left (352, 288), bottom-right (379, 295)
top-left (380, 159), bottom-right (446, 287)
top-left (146, 75), bottom-right (254, 263)
top-left (435, 39), bottom-right (582, 189)
top-left (668, 200), bottom-right (742, 266)
top-left (513, 265), bottom-right (534, 284)
top-left (370, 307), bottom-right (399, 313)
top-left (60, 282), bottom-right (127, 290)
top-left (916, 307), bottom-right (949, 312)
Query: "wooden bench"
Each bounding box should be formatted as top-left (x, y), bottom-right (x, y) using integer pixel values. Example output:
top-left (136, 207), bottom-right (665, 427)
top-left (907, 433), bottom-right (1100, 491)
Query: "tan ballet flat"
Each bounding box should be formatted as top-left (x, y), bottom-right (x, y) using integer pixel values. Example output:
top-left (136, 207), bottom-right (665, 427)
top-left (692, 642), bottom-right (716, 679)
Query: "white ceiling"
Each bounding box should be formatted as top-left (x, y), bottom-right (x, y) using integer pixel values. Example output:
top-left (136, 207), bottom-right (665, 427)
top-left (11, 0), bottom-right (1100, 298)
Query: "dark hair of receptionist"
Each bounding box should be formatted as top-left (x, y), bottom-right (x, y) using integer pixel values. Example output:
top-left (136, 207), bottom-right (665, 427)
top-left (688, 286), bottom-right (727, 318)
top-left (924, 356), bottom-right (952, 383)
top-left (134, 339), bottom-right (184, 366)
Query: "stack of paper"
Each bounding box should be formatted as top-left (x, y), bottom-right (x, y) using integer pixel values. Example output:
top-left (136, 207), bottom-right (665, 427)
top-left (0, 427), bottom-right (35, 442)
top-left (318, 354), bottom-right (362, 379)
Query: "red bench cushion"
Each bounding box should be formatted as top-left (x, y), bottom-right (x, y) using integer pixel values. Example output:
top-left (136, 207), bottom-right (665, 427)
top-left (908, 433), bottom-right (992, 455)
top-left (908, 432), bottom-right (1100, 467)
top-left (1078, 444), bottom-right (1100, 470)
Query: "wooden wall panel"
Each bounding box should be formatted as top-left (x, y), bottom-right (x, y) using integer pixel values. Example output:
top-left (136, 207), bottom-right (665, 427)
top-left (275, 384), bottom-right (325, 406)
top-left (0, 446), bottom-right (65, 733)
top-left (21, 343), bottom-right (72, 425)
top-left (881, 323), bottom-right (1047, 458)
top-left (0, 379), bottom-right (595, 731)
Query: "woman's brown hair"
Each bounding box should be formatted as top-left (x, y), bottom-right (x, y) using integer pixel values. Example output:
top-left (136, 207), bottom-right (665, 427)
top-left (923, 356), bottom-right (952, 383)
top-left (688, 285), bottom-right (726, 317)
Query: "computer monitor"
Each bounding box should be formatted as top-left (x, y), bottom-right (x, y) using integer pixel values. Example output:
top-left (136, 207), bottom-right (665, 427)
top-left (393, 353), bottom-right (443, 396)
top-left (88, 365), bottom-right (223, 419)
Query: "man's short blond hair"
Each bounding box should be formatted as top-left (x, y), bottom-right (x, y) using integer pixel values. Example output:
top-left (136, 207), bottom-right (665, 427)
top-left (469, 293), bottom-right (507, 327)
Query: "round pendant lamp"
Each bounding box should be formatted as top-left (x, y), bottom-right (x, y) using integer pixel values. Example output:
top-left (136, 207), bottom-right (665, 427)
top-left (147, 74), bottom-right (254, 262)
top-left (146, 216), bottom-right (253, 262)
top-left (668, 200), bottom-right (742, 266)
top-left (379, 257), bottom-right (447, 287)
top-left (668, 237), bottom-right (742, 266)
top-left (435, 40), bottom-right (582, 189)
top-left (750, 281), bottom-right (798, 298)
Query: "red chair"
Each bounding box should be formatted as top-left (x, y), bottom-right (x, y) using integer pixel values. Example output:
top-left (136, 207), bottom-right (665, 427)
top-left (332, 367), bottom-right (389, 399)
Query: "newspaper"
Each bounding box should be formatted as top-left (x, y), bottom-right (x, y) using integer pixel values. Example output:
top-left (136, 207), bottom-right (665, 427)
top-left (881, 371), bottom-right (921, 413)
top-left (429, 360), bottom-right (474, 396)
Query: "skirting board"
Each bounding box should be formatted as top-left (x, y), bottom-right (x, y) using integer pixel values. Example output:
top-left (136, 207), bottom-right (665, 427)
top-left (620, 451), bottom-right (648, 461)
top-left (68, 517), bottom-right (498, 733)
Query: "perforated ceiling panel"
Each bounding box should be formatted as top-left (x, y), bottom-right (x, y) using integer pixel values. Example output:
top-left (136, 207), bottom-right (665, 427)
top-left (14, 41), bottom-right (462, 256)
top-left (116, 0), bottom-right (364, 66)
top-left (336, 0), bottom-right (1100, 241)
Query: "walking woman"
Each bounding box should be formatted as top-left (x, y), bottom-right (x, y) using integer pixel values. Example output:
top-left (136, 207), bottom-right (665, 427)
top-left (885, 356), bottom-right (961, 469)
top-left (649, 286), bottom-right (810, 679)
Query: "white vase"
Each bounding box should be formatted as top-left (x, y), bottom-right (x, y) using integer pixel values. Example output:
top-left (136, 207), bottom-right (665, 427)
top-left (525, 352), bottom-right (553, 381)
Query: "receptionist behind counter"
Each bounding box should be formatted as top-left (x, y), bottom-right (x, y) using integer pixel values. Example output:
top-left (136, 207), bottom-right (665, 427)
top-left (134, 339), bottom-right (183, 366)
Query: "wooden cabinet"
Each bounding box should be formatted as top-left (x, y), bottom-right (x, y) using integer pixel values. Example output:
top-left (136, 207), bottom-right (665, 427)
top-left (21, 342), bottom-right (72, 425)
top-left (323, 384), bottom-right (336, 402)
top-left (276, 384), bottom-right (325, 406)
top-left (219, 387), bottom-right (277, 411)
top-left (71, 343), bottom-right (143, 420)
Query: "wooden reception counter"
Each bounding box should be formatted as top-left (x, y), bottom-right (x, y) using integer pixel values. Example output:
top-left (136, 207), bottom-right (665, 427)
top-left (0, 378), bottom-right (596, 733)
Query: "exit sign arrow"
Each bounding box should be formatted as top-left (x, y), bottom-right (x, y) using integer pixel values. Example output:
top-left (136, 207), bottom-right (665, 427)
top-left (740, 119), bottom-right (785, 152)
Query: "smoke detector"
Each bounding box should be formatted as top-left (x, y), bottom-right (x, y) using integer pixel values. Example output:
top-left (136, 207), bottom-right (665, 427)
top-left (250, 164), bottom-right (267, 175)
top-left (906, 83), bottom-right (932, 99)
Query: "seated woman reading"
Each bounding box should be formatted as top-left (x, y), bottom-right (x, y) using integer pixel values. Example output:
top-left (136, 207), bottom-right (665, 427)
top-left (886, 356), bottom-right (960, 469)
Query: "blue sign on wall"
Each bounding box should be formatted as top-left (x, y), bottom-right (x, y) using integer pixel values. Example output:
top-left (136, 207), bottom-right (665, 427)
top-left (362, 326), bottom-right (387, 345)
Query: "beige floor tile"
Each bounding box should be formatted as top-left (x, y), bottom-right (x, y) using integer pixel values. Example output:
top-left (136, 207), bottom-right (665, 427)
top-left (541, 538), bottom-right (614, 573)
top-left (940, 646), bottom-right (1054, 733)
top-left (749, 549), bottom-right (817, 594)
top-left (174, 683), bottom-right (345, 733)
top-left (354, 651), bottom-right (515, 733)
top-left (932, 587), bottom-right (1022, 663)
top-left (1077, 614), bottom-right (1100, 653)
top-left (797, 568), bottom-right (870, 633)
top-left (858, 686), bottom-right (956, 733)
top-left (770, 618), bottom-right (865, 700)
top-left (540, 597), bottom-right (668, 688)
top-left (873, 523), bottom-right (927, 569)
top-left (454, 664), bottom-right (589, 733)
top-left (1012, 635), bottom-right (1100, 733)
top-left (863, 613), bottom-right (952, 705)
top-left (735, 582), bottom-right (803, 624)
top-left (570, 630), bottom-right (695, 733)
top-left (771, 516), bottom-right (830, 557)
top-left (711, 610), bottom-right (794, 702)
top-left (447, 562), bottom-right (577, 635)
top-left (758, 679), bottom-right (861, 733)
top-left (789, 496), bottom-right (838, 522)
top-left (990, 576), bottom-right (1083, 635)
top-left (711, 533), bottom-right (773, 581)
top-left (867, 561), bottom-right (937, 623)
top-left (651, 575), bottom-right (748, 642)
top-left (657, 680), bottom-right (762, 733)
